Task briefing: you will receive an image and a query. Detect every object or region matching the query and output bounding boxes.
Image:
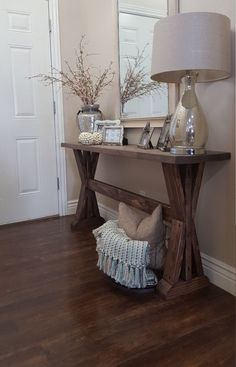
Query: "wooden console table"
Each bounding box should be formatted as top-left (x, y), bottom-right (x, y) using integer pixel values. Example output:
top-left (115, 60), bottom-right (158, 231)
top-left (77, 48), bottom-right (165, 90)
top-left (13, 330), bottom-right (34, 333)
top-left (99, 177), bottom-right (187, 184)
top-left (62, 142), bottom-right (230, 299)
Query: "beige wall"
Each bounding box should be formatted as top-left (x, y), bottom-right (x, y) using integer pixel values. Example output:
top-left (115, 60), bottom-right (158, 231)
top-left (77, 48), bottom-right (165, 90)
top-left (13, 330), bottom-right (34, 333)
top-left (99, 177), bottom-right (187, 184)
top-left (58, 0), bottom-right (235, 268)
top-left (179, 0), bottom-right (235, 267)
top-left (58, 0), bottom-right (120, 200)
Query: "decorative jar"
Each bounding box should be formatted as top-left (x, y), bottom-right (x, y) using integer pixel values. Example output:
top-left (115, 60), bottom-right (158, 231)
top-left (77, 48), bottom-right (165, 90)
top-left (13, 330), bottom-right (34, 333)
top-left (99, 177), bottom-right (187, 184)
top-left (77, 104), bottom-right (102, 133)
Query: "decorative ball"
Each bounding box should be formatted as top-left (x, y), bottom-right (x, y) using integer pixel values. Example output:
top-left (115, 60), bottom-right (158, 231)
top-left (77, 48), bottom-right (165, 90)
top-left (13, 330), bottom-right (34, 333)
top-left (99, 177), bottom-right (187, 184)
top-left (92, 132), bottom-right (103, 145)
top-left (78, 132), bottom-right (94, 145)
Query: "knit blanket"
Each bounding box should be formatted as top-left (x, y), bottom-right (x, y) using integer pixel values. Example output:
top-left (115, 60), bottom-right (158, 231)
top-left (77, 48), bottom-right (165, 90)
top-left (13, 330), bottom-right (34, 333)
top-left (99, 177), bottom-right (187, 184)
top-left (93, 220), bottom-right (157, 288)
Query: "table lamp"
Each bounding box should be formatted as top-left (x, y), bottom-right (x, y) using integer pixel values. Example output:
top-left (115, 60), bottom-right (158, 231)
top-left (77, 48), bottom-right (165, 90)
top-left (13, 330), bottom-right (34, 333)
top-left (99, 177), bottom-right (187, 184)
top-left (151, 12), bottom-right (231, 155)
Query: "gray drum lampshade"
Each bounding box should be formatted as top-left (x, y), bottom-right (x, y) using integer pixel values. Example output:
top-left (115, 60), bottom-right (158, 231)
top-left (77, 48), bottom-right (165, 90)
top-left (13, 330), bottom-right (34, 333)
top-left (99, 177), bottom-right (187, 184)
top-left (151, 12), bottom-right (231, 83)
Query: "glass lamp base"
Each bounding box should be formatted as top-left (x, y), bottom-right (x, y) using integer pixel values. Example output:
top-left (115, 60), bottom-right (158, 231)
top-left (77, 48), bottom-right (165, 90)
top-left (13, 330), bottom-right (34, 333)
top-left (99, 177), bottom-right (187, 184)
top-left (169, 72), bottom-right (208, 156)
top-left (170, 147), bottom-right (205, 155)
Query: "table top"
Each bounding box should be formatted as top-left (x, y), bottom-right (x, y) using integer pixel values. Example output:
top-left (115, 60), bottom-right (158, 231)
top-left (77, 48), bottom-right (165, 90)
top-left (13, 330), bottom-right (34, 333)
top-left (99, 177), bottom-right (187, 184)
top-left (61, 142), bottom-right (231, 164)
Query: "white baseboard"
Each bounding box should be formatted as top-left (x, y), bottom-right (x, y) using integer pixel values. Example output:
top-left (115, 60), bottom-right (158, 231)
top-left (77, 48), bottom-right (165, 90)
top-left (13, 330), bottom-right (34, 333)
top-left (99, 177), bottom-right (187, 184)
top-left (98, 202), bottom-right (118, 221)
top-left (66, 200), bottom-right (118, 220)
top-left (67, 200), bottom-right (78, 215)
top-left (201, 253), bottom-right (236, 296)
top-left (66, 200), bottom-right (236, 296)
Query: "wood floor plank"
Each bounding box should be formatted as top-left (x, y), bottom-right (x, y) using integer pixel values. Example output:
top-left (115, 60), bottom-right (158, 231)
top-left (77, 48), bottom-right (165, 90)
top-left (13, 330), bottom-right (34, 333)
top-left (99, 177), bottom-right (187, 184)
top-left (118, 315), bottom-right (235, 367)
top-left (0, 346), bottom-right (49, 367)
top-left (0, 216), bottom-right (235, 366)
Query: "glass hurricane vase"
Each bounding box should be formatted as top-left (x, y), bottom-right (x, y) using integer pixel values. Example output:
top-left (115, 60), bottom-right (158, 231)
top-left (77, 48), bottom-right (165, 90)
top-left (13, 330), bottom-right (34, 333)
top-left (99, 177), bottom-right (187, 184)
top-left (77, 104), bottom-right (102, 133)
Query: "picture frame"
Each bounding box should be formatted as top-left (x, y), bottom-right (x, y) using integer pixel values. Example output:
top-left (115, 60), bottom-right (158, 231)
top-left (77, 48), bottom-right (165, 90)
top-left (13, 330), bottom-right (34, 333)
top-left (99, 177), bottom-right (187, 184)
top-left (94, 119), bottom-right (120, 134)
top-left (103, 126), bottom-right (124, 145)
top-left (156, 114), bottom-right (172, 151)
top-left (137, 122), bottom-right (154, 149)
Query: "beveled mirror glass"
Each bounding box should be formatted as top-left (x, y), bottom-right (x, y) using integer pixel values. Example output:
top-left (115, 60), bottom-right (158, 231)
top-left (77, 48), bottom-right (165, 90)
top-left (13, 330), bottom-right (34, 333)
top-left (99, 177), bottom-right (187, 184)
top-left (118, 0), bottom-right (178, 126)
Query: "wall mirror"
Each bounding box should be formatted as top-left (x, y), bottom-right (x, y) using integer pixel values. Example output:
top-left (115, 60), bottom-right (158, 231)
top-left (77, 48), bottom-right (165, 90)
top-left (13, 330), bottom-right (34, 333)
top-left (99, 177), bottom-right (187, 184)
top-left (117, 0), bottom-right (178, 127)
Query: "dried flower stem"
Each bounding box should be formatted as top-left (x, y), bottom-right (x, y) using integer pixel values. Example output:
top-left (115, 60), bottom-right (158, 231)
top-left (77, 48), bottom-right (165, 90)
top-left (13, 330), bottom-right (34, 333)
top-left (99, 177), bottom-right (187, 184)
top-left (31, 35), bottom-right (115, 105)
top-left (120, 45), bottom-right (161, 107)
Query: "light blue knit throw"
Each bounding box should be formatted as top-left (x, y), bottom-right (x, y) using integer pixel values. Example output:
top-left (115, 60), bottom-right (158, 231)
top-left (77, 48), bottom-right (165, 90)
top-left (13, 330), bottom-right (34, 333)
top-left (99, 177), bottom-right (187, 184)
top-left (93, 220), bottom-right (157, 288)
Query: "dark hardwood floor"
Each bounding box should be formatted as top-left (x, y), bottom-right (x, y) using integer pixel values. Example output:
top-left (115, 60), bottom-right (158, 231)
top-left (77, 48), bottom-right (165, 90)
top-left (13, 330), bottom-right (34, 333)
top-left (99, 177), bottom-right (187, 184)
top-left (0, 216), bottom-right (235, 367)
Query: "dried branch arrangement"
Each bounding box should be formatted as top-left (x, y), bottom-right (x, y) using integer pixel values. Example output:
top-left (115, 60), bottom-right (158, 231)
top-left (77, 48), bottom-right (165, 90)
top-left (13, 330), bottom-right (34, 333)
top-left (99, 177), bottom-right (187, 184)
top-left (120, 46), bottom-right (162, 110)
top-left (32, 35), bottom-right (115, 105)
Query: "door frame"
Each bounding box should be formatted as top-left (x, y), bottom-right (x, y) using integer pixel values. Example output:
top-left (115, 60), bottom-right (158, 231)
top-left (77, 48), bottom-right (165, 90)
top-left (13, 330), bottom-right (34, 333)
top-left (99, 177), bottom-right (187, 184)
top-left (48, 0), bottom-right (67, 216)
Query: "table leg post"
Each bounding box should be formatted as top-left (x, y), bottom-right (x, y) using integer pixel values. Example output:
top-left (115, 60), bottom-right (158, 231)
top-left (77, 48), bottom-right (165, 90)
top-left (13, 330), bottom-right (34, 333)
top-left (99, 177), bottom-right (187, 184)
top-left (71, 150), bottom-right (105, 231)
top-left (158, 162), bottom-right (209, 299)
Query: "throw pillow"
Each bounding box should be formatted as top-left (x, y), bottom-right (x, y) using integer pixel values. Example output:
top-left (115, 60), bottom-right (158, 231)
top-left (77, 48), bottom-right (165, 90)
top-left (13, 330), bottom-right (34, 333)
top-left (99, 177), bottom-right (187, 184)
top-left (118, 202), bottom-right (166, 269)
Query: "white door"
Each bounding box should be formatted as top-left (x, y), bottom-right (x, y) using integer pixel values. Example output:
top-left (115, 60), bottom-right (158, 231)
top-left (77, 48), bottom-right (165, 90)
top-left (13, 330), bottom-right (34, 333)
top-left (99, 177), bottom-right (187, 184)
top-left (0, 0), bottom-right (59, 224)
top-left (119, 13), bottom-right (168, 118)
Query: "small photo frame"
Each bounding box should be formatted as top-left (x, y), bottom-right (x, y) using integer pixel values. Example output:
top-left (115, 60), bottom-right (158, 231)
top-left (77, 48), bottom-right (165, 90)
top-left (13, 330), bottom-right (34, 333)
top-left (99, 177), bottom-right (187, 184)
top-left (156, 114), bottom-right (172, 151)
top-left (94, 119), bottom-right (120, 134)
top-left (103, 126), bottom-right (124, 145)
top-left (137, 122), bottom-right (154, 149)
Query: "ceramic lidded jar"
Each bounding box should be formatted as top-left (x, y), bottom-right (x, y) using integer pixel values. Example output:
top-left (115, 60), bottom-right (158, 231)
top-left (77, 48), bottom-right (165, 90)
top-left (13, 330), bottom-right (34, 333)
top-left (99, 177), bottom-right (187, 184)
top-left (77, 104), bottom-right (102, 133)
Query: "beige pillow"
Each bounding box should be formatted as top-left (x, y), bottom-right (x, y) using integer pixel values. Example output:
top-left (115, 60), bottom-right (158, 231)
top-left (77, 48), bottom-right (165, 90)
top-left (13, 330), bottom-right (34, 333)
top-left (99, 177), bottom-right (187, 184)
top-left (118, 202), bottom-right (166, 269)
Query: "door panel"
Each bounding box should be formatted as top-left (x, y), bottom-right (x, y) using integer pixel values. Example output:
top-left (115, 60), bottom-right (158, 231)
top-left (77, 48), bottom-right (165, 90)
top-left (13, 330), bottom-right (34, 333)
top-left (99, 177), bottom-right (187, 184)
top-left (119, 13), bottom-right (168, 118)
top-left (0, 0), bottom-right (58, 224)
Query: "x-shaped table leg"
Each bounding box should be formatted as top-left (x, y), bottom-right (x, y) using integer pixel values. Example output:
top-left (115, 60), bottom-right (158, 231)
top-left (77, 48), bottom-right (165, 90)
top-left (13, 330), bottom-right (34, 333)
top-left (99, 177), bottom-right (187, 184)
top-left (158, 162), bottom-right (209, 298)
top-left (71, 150), bottom-right (105, 230)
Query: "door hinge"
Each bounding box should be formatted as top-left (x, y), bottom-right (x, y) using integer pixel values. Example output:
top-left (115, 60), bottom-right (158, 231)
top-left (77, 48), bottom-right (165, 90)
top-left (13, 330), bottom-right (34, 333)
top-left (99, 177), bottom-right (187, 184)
top-left (53, 100), bottom-right (56, 115)
top-left (49, 18), bottom-right (52, 33)
top-left (57, 177), bottom-right (60, 191)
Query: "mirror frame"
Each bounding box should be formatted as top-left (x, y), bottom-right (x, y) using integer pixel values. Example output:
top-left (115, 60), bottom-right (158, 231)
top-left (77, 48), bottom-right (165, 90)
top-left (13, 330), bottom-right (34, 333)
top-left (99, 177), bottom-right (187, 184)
top-left (116, 0), bottom-right (179, 128)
